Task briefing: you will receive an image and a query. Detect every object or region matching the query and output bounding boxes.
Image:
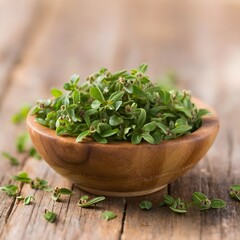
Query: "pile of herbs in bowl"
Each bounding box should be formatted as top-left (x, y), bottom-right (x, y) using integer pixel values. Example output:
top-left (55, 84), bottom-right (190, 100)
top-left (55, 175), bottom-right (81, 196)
top-left (30, 64), bottom-right (208, 144)
top-left (27, 64), bottom-right (218, 197)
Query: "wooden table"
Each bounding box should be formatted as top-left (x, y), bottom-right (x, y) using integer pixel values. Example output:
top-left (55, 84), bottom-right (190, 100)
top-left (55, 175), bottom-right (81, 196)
top-left (0, 0), bottom-right (239, 239)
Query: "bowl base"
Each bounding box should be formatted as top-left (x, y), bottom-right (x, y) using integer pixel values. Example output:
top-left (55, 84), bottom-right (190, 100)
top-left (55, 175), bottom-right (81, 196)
top-left (74, 184), bottom-right (167, 197)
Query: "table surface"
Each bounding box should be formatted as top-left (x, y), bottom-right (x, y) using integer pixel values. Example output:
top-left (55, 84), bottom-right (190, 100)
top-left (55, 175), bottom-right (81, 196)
top-left (0, 1), bottom-right (240, 239)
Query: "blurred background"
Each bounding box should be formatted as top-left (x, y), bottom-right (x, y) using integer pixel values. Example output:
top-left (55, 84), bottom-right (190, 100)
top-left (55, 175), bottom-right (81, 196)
top-left (0, 0), bottom-right (240, 150)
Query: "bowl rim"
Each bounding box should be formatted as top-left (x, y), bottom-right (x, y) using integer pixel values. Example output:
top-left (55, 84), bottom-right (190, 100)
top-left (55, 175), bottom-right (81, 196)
top-left (27, 97), bottom-right (219, 148)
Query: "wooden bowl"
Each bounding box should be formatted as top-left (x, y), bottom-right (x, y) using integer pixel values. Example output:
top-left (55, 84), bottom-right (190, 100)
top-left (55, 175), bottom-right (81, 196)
top-left (27, 98), bottom-right (219, 197)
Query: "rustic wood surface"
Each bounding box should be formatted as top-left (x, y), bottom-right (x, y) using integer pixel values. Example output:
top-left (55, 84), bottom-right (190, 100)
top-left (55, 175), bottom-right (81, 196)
top-left (0, 0), bottom-right (239, 239)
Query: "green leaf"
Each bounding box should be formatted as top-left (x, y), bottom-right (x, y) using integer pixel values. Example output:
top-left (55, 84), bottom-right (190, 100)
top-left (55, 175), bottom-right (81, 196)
top-left (142, 133), bottom-right (155, 144)
top-left (131, 133), bottom-right (142, 144)
top-left (192, 192), bottom-right (208, 206)
top-left (169, 206), bottom-right (187, 214)
top-left (152, 132), bottom-right (162, 144)
top-left (72, 90), bottom-right (81, 104)
top-left (171, 125), bottom-right (192, 134)
top-left (155, 122), bottom-right (168, 134)
top-left (30, 177), bottom-right (52, 191)
top-left (93, 133), bottom-right (108, 144)
top-left (76, 130), bottom-right (91, 142)
top-left (230, 185), bottom-right (240, 191)
top-left (100, 129), bottom-right (118, 138)
top-left (70, 74), bottom-right (80, 84)
top-left (109, 115), bottom-right (123, 126)
top-left (108, 91), bottom-right (124, 102)
top-left (90, 86), bottom-right (105, 102)
top-left (139, 200), bottom-right (152, 210)
top-left (198, 109), bottom-right (210, 117)
top-left (28, 147), bottom-right (41, 160)
top-left (159, 89), bottom-right (170, 105)
top-left (210, 199), bottom-right (226, 209)
top-left (13, 172), bottom-right (31, 183)
top-left (35, 118), bottom-right (47, 126)
top-left (102, 211), bottom-right (117, 221)
top-left (132, 85), bottom-right (146, 97)
top-left (136, 108), bottom-right (146, 129)
top-left (124, 84), bottom-right (133, 94)
top-left (115, 101), bottom-right (122, 111)
top-left (78, 196), bottom-right (105, 208)
top-left (91, 100), bottom-right (101, 109)
top-left (2, 152), bottom-right (19, 166)
top-left (44, 210), bottom-right (57, 223)
top-left (163, 194), bottom-right (175, 205)
top-left (11, 105), bottom-right (31, 124)
top-left (142, 121), bottom-right (156, 132)
top-left (138, 63), bottom-right (148, 73)
top-left (0, 184), bottom-right (18, 196)
top-left (24, 196), bottom-right (35, 205)
top-left (58, 188), bottom-right (73, 195)
top-left (51, 88), bottom-right (63, 98)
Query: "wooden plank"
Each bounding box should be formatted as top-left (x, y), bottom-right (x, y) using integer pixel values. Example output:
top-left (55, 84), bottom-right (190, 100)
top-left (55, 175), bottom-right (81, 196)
top-left (0, 0), bottom-right (43, 101)
top-left (0, 0), bottom-right (126, 239)
top-left (1, 159), bottom-right (124, 240)
top-left (0, 0), bottom-right (66, 233)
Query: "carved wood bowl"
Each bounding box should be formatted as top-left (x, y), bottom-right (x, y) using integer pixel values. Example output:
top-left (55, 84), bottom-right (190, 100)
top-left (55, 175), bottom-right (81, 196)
top-left (27, 98), bottom-right (219, 197)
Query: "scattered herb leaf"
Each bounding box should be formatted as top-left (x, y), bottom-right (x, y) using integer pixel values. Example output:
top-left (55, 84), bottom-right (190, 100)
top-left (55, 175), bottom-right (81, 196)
top-left (139, 200), bottom-right (153, 210)
top-left (30, 177), bottom-right (52, 191)
top-left (78, 196), bottom-right (105, 208)
top-left (102, 211), bottom-right (117, 221)
top-left (11, 105), bottom-right (31, 124)
top-left (0, 184), bottom-right (18, 196)
top-left (44, 209), bottom-right (57, 223)
top-left (2, 152), bottom-right (19, 166)
top-left (229, 185), bottom-right (240, 201)
top-left (51, 187), bottom-right (73, 202)
top-left (16, 133), bottom-right (29, 153)
top-left (24, 195), bottom-right (35, 205)
top-left (12, 172), bottom-right (31, 183)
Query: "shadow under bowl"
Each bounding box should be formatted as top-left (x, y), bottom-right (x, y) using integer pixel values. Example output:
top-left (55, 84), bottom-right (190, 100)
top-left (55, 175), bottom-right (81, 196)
top-left (27, 98), bottom-right (219, 197)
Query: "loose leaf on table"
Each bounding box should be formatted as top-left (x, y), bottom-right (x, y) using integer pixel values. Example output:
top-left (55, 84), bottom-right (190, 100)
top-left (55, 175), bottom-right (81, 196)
top-left (28, 147), bottom-right (42, 160)
top-left (229, 184), bottom-right (240, 201)
top-left (2, 152), bottom-right (19, 166)
top-left (12, 172), bottom-right (31, 183)
top-left (192, 192), bottom-right (226, 210)
top-left (30, 177), bottom-right (52, 191)
top-left (192, 192), bottom-right (211, 211)
top-left (16, 132), bottom-right (29, 153)
top-left (11, 105), bottom-right (31, 124)
top-left (160, 194), bottom-right (187, 214)
top-left (24, 195), bottom-right (35, 205)
top-left (139, 200), bottom-right (153, 210)
top-left (102, 211), bottom-right (117, 221)
top-left (0, 184), bottom-right (18, 196)
top-left (44, 209), bottom-right (57, 223)
top-left (78, 196), bottom-right (105, 208)
top-left (51, 187), bottom-right (73, 202)
top-left (210, 199), bottom-right (226, 209)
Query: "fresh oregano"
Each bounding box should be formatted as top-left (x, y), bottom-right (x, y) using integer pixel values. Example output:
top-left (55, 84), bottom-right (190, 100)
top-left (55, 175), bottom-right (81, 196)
top-left (31, 64), bottom-right (209, 144)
